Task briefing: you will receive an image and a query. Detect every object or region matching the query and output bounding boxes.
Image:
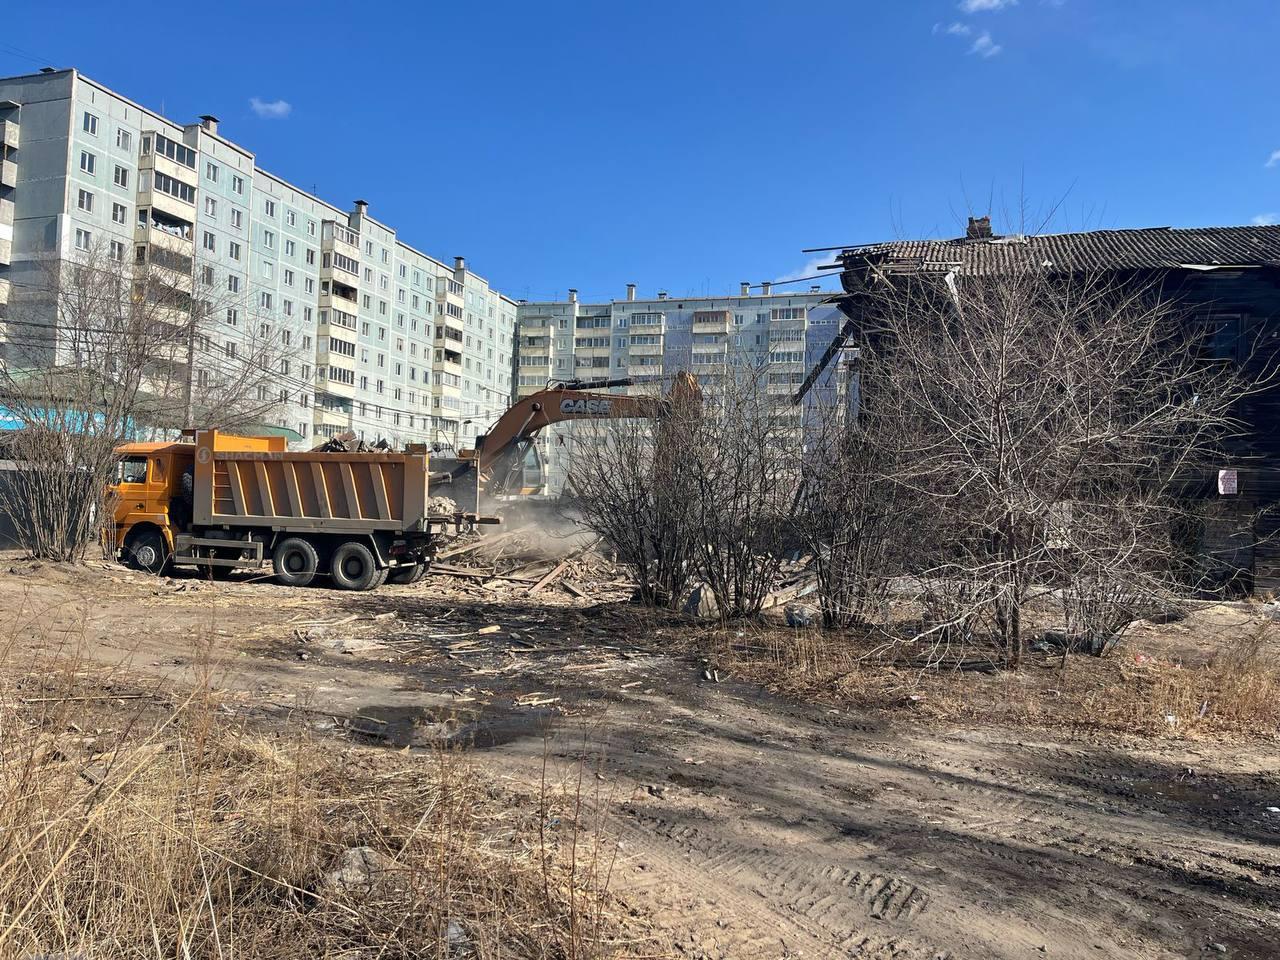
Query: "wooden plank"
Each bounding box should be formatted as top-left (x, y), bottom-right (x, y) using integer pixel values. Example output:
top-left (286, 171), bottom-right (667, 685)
top-left (528, 557), bottom-right (573, 595)
top-left (310, 462), bottom-right (332, 519)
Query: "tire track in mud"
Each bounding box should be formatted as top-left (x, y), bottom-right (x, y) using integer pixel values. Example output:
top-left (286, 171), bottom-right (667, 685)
top-left (611, 801), bottom-right (947, 959)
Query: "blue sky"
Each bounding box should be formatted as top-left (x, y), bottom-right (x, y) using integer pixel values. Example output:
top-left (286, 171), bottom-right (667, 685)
top-left (3, 0), bottom-right (1279, 302)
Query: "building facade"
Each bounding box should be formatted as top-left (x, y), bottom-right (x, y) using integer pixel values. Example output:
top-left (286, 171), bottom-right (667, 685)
top-left (0, 69), bottom-right (517, 449)
top-left (514, 283), bottom-right (846, 493)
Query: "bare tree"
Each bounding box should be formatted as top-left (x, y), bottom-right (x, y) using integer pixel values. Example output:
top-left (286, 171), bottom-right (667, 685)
top-left (850, 268), bottom-right (1255, 665)
top-left (0, 240), bottom-right (306, 560)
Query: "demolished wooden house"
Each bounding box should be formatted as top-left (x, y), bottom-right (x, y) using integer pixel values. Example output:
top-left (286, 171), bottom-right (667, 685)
top-left (809, 221), bottom-right (1280, 594)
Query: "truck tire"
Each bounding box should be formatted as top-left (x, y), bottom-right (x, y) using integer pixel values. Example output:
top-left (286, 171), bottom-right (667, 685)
top-left (330, 541), bottom-right (382, 591)
top-left (126, 529), bottom-right (170, 575)
top-left (273, 537), bottom-right (319, 587)
top-left (386, 563), bottom-right (426, 585)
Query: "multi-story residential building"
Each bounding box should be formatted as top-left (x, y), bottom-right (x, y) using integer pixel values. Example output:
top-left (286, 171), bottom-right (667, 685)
top-left (0, 68), bottom-right (517, 449)
top-left (514, 283), bottom-right (846, 493)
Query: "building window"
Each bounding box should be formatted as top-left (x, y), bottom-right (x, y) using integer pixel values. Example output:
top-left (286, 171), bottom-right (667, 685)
top-left (230, 209), bottom-right (242, 229)
top-left (262, 261), bottom-right (274, 279)
top-left (286, 210), bottom-right (296, 227)
top-left (225, 342), bottom-right (237, 359)
top-left (263, 230), bottom-right (275, 250)
top-left (232, 174), bottom-right (244, 195)
top-left (116, 128), bottom-right (131, 151)
top-left (263, 199), bottom-right (276, 218)
top-left (226, 308), bottom-right (238, 326)
top-left (227, 274), bottom-right (240, 293)
top-left (305, 248), bottom-right (315, 266)
top-left (229, 242), bottom-right (241, 261)
top-left (285, 239), bottom-right (295, 257)
top-left (260, 292), bottom-right (273, 310)
top-left (74, 228), bottom-right (91, 251)
top-left (201, 265), bottom-right (215, 286)
top-left (113, 165), bottom-right (129, 189)
top-left (205, 197), bottom-right (217, 219)
top-left (109, 240), bottom-right (125, 261)
top-left (154, 134), bottom-right (195, 168)
top-left (79, 151), bottom-right (96, 175)
top-left (284, 269), bottom-right (294, 287)
top-left (77, 189), bottom-right (94, 212)
top-left (205, 161), bottom-right (218, 182)
top-left (202, 231), bottom-right (216, 252)
top-left (83, 112), bottom-right (98, 135)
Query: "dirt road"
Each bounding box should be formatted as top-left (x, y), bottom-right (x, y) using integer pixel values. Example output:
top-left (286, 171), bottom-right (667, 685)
top-left (4, 561), bottom-right (1278, 959)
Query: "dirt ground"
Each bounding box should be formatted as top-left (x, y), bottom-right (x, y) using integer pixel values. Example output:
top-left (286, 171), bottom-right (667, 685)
top-left (2, 557), bottom-right (1278, 960)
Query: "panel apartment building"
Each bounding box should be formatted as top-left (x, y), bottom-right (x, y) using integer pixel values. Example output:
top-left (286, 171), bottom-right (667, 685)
top-left (514, 283), bottom-right (846, 493)
top-left (0, 68), bottom-right (517, 449)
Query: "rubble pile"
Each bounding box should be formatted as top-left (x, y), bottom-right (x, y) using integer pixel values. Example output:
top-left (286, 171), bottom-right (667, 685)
top-left (426, 529), bottom-right (631, 603)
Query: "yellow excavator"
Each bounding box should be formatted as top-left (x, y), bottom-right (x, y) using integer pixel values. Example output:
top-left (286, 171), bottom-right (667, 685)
top-left (432, 371), bottom-right (701, 510)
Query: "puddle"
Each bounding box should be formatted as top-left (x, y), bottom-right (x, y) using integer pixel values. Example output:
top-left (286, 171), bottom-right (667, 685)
top-left (345, 703), bottom-right (557, 750)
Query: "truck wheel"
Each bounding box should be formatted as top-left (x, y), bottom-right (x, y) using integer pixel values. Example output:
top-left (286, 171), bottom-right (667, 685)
top-left (273, 537), bottom-right (319, 587)
top-left (126, 530), bottom-right (169, 575)
top-left (386, 563), bottom-right (425, 585)
top-left (330, 541), bottom-right (382, 591)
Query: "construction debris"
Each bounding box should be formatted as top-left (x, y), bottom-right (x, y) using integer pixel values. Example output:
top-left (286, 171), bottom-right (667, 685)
top-left (313, 431), bottom-right (392, 454)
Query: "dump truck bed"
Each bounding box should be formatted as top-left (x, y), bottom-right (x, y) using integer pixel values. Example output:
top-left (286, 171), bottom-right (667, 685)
top-left (192, 429), bottom-right (431, 534)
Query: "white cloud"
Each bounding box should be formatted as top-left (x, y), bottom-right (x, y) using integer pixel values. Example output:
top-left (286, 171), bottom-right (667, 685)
top-left (1266, 149), bottom-right (1280, 169)
top-left (1252, 213), bottom-right (1277, 226)
top-left (970, 31), bottom-right (1003, 57)
top-left (946, 21), bottom-right (973, 35)
top-left (249, 97), bottom-right (292, 120)
top-left (774, 258), bottom-right (842, 286)
top-left (960, 0), bottom-right (1017, 11)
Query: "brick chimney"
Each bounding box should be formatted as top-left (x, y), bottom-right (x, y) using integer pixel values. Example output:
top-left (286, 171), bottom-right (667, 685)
top-left (966, 216), bottom-right (993, 240)
top-left (740, 281), bottom-right (750, 296)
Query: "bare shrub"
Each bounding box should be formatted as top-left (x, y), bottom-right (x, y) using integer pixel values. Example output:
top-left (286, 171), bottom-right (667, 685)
top-left (569, 390), bottom-right (699, 609)
top-left (683, 361), bottom-right (803, 619)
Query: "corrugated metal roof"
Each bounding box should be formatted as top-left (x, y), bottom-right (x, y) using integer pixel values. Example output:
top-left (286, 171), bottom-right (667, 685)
top-left (837, 225), bottom-right (1280, 276)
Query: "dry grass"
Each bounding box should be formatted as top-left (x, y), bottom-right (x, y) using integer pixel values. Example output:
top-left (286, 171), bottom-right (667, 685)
top-left (708, 619), bottom-right (1280, 741)
top-left (0, 657), bottom-right (647, 959)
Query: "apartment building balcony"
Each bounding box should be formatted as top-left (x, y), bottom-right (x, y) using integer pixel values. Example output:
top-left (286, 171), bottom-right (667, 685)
top-left (136, 218), bottom-right (193, 257)
top-left (316, 367), bottom-right (357, 399)
top-left (319, 282), bottom-right (359, 314)
top-left (520, 320), bottom-right (553, 337)
top-left (137, 181), bottom-right (195, 224)
top-left (313, 404), bottom-right (352, 430)
top-left (321, 220), bottom-right (360, 261)
top-left (139, 144), bottom-right (199, 191)
top-left (0, 158), bottom-right (14, 189)
top-left (0, 200), bottom-right (10, 266)
top-left (627, 341), bottom-right (664, 357)
top-left (0, 118), bottom-right (18, 150)
top-left (628, 312), bottom-right (665, 329)
top-left (692, 310), bottom-right (732, 333)
top-left (627, 362), bottom-right (663, 377)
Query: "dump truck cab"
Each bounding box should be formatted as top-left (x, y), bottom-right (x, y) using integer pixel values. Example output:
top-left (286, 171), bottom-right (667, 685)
top-left (111, 440), bottom-right (195, 570)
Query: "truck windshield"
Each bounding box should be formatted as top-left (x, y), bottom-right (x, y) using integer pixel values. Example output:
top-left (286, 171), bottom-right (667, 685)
top-left (116, 456), bottom-right (148, 485)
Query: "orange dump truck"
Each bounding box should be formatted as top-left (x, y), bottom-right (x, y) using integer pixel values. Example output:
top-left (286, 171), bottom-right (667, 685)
top-left (109, 429), bottom-right (494, 590)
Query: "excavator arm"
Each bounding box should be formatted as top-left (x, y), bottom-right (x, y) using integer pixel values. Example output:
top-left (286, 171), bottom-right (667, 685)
top-left (456, 372), bottom-right (701, 497)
